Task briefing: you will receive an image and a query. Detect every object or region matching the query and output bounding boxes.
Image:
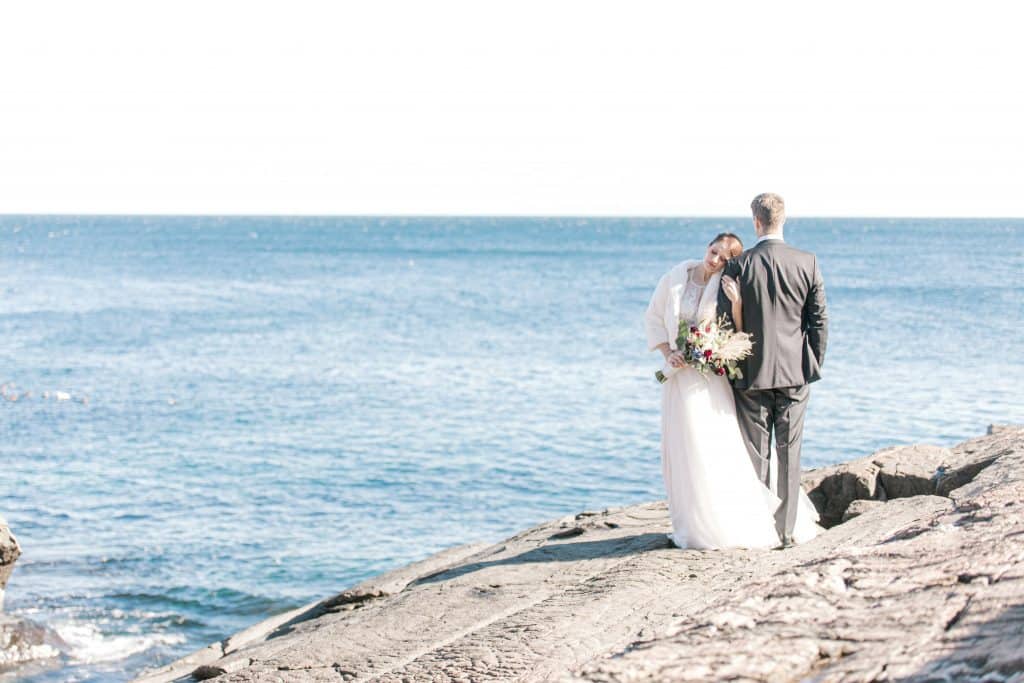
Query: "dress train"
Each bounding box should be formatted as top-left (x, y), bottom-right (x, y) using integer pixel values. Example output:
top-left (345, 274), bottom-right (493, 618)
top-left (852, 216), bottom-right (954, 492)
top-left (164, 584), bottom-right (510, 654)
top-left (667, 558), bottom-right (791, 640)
top-left (660, 365), bottom-right (820, 549)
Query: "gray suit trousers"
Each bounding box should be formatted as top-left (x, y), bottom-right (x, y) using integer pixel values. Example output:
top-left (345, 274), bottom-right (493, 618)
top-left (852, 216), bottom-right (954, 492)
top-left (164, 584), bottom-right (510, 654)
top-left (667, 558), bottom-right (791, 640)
top-left (733, 385), bottom-right (810, 542)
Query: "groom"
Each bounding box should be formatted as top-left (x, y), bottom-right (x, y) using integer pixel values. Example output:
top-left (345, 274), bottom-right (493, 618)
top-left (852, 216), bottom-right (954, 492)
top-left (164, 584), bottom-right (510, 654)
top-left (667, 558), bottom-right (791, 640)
top-left (717, 193), bottom-right (828, 548)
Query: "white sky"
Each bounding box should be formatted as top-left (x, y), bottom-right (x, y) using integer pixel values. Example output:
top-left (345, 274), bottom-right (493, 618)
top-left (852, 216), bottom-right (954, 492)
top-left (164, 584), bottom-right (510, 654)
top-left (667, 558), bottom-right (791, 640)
top-left (1, 1), bottom-right (1022, 217)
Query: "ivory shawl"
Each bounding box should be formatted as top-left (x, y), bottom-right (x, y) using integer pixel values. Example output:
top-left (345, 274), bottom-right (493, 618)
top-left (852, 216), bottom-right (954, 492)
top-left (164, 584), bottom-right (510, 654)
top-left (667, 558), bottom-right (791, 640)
top-left (644, 260), bottom-right (722, 351)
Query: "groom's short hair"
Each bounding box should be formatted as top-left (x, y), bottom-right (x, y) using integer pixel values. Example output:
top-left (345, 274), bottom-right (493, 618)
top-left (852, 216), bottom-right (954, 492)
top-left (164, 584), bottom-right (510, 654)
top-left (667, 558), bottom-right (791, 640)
top-left (751, 193), bottom-right (785, 232)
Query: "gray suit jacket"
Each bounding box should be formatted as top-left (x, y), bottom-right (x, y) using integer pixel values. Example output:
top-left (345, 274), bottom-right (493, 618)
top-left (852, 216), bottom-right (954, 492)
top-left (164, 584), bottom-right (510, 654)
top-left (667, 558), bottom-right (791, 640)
top-left (717, 239), bottom-right (828, 391)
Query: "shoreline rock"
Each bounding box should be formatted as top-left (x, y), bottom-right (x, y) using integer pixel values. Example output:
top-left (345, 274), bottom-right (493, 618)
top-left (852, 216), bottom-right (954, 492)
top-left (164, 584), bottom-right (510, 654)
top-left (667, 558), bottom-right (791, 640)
top-left (0, 517), bottom-right (21, 613)
top-left (798, 440), bottom-right (1010, 528)
top-left (1, 517), bottom-right (67, 672)
top-left (132, 425), bottom-right (1024, 682)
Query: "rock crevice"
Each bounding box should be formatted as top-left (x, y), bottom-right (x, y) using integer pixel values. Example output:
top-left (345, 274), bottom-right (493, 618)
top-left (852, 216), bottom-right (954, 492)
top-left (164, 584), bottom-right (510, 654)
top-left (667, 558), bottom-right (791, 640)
top-left (802, 439), bottom-right (1002, 528)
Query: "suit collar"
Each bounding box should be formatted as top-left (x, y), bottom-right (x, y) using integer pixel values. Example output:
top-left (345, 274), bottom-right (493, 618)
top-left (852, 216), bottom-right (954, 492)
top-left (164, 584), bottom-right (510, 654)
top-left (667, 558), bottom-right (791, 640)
top-left (751, 237), bottom-right (787, 250)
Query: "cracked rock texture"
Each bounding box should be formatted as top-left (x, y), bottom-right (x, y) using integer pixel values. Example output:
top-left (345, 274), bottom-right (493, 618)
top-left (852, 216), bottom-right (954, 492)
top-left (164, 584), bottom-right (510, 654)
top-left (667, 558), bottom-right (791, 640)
top-left (135, 426), bottom-right (1024, 682)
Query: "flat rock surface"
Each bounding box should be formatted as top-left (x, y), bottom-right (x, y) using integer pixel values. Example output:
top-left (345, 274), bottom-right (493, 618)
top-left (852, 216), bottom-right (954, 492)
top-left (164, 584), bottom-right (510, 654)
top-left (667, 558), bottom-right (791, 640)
top-left (135, 426), bottom-right (1024, 682)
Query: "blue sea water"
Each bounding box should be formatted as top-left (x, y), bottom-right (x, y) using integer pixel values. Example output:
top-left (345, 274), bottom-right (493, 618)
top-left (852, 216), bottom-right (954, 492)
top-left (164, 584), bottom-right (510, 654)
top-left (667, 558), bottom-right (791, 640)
top-left (1, 215), bottom-right (1022, 681)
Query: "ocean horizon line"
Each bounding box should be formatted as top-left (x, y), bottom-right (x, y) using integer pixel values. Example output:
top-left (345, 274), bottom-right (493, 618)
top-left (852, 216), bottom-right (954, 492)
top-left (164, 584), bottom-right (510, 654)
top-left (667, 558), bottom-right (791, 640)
top-left (2, 212), bottom-right (1024, 221)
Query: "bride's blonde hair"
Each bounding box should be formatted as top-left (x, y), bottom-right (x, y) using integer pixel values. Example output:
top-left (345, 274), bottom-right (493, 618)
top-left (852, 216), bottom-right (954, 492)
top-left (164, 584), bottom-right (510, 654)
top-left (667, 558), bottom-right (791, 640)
top-left (709, 232), bottom-right (743, 258)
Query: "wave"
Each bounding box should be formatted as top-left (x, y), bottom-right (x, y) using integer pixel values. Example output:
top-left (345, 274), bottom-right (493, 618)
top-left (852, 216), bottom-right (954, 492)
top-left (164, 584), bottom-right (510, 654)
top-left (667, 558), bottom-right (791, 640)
top-left (54, 620), bottom-right (186, 665)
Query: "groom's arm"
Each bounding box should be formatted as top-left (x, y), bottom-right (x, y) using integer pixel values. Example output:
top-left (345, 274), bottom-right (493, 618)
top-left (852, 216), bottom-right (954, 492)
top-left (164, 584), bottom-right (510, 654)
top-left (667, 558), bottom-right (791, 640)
top-left (717, 259), bottom-right (740, 327)
top-left (804, 257), bottom-right (828, 367)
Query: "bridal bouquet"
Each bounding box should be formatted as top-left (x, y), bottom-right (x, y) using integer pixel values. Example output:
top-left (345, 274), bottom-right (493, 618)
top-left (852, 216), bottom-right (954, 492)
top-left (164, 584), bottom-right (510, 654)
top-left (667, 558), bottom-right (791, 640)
top-left (656, 315), bottom-right (753, 383)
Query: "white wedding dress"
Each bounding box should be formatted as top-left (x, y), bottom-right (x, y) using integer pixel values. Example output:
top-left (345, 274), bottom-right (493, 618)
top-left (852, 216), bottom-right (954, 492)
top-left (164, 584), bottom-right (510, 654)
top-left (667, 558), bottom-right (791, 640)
top-left (645, 260), bottom-right (821, 549)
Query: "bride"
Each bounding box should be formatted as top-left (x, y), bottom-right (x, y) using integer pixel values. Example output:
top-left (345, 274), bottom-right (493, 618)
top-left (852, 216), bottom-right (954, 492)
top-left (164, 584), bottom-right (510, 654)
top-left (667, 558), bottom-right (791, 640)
top-left (645, 232), bottom-right (820, 549)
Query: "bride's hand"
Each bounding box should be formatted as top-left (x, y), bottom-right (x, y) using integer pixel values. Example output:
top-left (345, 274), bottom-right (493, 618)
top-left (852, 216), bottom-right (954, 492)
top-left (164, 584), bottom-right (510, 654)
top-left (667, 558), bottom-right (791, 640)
top-left (667, 350), bottom-right (687, 368)
top-left (722, 275), bottom-right (742, 304)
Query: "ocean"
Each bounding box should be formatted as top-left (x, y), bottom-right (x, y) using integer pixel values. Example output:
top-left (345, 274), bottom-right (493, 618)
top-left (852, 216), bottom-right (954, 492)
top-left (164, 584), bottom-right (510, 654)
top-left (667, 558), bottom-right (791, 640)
top-left (1, 215), bottom-right (1022, 681)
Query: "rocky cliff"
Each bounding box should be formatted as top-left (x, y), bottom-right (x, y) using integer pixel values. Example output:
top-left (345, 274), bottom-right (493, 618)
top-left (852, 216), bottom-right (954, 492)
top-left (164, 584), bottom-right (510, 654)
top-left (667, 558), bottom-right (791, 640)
top-left (133, 425), bottom-right (1024, 682)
